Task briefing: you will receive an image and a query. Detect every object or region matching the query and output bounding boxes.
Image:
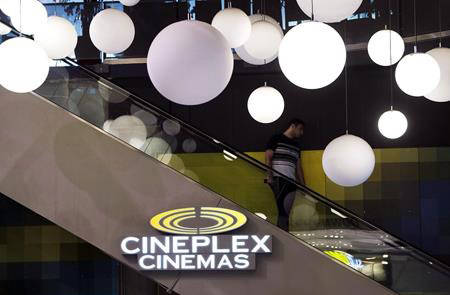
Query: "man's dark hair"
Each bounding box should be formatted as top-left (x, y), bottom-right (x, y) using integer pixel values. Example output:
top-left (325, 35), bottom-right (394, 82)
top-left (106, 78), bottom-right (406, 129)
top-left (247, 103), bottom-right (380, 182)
top-left (288, 118), bottom-right (305, 128)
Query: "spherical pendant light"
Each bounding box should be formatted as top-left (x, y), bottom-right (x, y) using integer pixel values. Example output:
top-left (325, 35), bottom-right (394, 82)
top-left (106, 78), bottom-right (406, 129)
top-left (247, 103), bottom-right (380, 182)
top-left (367, 29), bottom-right (405, 66)
top-left (7, 0), bottom-right (47, 35)
top-left (322, 134), bottom-right (375, 187)
top-left (133, 109), bottom-right (158, 135)
top-left (395, 51), bottom-right (441, 97)
top-left (279, 21), bottom-right (346, 89)
top-left (102, 120), bottom-right (113, 133)
top-left (162, 119), bottom-right (181, 136)
top-left (109, 115), bottom-right (147, 149)
top-left (119, 0), bottom-right (141, 6)
top-left (245, 21), bottom-right (282, 60)
top-left (168, 154), bottom-right (185, 172)
top-left (98, 84), bottom-right (129, 104)
top-left (0, 22), bottom-right (11, 35)
top-left (296, 0), bottom-right (363, 23)
top-left (425, 47), bottom-right (450, 102)
top-left (0, 0), bottom-right (15, 15)
top-left (89, 8), bottom-right (135, 54)
top-left (378, 109), bottom-right (408, 139)
top-left (211, 7), bottom-right (251, 48)
top-left (147, 20), bottom-right (233, 105)
top-left (182, 138), bottom-right (197, 153)
top-left (247, 84), bottom-right (284, 124)
top-left (34, 16), bottom-right (78, 60)
top-left (235, 14), bottom-right (283, 65)
top-left (0, 37), bottom-right (49, 93)
top-left (142, 137), bottom-right (172, 163)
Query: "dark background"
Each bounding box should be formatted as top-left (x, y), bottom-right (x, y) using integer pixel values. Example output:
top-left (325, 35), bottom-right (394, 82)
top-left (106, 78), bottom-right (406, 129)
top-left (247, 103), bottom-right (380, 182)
top-left (70, 0), bottom-right (450, 151)
top-left (1, 0), bottom-right (450, 279)
top-left (75, 0), bottom-right (450, 267)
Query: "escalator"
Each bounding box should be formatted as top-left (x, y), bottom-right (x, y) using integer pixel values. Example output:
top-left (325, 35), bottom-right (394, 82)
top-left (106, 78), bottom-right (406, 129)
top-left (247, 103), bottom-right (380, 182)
top-left (0, 24), bottom-right (449, 295)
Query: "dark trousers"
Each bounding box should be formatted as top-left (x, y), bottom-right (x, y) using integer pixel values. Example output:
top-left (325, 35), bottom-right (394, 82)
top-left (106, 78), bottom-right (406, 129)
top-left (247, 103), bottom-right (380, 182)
top-left (269, 177), bottom-right (297, 231)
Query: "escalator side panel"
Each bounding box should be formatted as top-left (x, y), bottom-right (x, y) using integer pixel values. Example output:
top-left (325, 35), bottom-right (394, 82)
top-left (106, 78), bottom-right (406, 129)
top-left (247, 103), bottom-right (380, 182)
top-left (0, 87), bottom-right (222, 288)
top-left (174, 197), bottom-right (396, 295)
top-left (0, 87), bottom-right (395, 295)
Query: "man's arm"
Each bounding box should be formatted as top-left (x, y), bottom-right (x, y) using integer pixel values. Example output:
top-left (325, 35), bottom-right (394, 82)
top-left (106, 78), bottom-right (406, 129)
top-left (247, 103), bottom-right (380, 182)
top-left (265, 149), bottom-right (274, 184)
top-left (296, 158), bottom-right (305, 185)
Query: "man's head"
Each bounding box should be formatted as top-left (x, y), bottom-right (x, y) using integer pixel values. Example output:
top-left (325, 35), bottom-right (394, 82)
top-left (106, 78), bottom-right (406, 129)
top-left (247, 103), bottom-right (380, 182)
top-left (286, 118), bottom-right (305, 138)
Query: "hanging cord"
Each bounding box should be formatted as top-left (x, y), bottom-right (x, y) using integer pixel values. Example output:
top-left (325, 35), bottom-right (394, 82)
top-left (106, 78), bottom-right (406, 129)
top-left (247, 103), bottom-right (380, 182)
top-left (264, 0), bottom-right (266, 19)
top-left (345, 64), bottom-right (349, 134)
top-left (260, 0), bottom-right (263, 15)
top-left (438, 0), bottom-right (442, 47)
top-left (389, 0), bottom-right (394, 110)
top-left (397, 0), bottom-right (402, 36)
top-left (260, 0), bottom-right (266, 20)
top-left (344, 21), bottom-right (349, 134)
top-left (19, 0), bottom-right (22, 36)
top-left (311, 0), bottom-right (314, 21)
top-left (413, 0), bottom-right (417, 52)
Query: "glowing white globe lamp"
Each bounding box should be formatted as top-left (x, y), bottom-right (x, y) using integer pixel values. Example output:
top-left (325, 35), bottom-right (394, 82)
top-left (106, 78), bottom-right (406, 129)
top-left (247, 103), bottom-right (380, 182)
top-left (0, 0), bottom-right (14, 15)
top-left (98, 84), bottom-right (129, 103)
top-left (132, 110), bottom-right (158, 135)
top-left (182, 138), bottom-right (197, 153)
top-left (102, 120), bottom-right (113, 133)
top-left (235, 14), bottom-right (283, 65)
top-left (7, 0), bottom-right (47, 35)
top-left (368, 29), bottom-right (405, 66)
top-left (211, 6), bottom-right (251, 48)
top-left (245, 21), bottom-right (282, 60)
top-left (89, 8), bottom-right (135, 54)
top-left (142, 137), bottom-right (172, 163)
top-left (0, 22), bottom-right (11, 35)
top-left (119, 0), bottom-right (141, 6)
top-left (108, 115), bottom-right (147, 149)
top-left (296, 0), bottom-right (363, 23)
top-left (0, 37), bottom-right (49, 93)
top-left (395, 48), bottom-right (441, 97)
top-left (34, 16), bottom-right (78, 60)
top-left (425, 47), bottom-right (450, 102)
top-left (279, 21), bottom-right (346, 89)
top-left (147, 20), bottom-right (233, 105)
top-left (378, 109), bottom-right (408, 139)
top-left (168, 154), bottom-right (185, 172)
top-left (247, 83), bottom-right (284, 124)
top-left (162, 119), bottom-right (181, 136)
top-left (322, 134), bottom-right (375, 187)
top-left (0, 0), bottom-right (21, 17)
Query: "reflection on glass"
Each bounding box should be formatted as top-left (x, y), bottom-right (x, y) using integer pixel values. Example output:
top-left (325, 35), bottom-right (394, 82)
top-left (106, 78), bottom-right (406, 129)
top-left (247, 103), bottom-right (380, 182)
top-left (33, 63), bottom-right (450, 295)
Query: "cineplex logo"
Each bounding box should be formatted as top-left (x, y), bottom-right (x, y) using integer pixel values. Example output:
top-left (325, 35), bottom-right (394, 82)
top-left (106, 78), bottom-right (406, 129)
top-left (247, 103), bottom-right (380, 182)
top-left (120, 207), bottom-right (272, 271)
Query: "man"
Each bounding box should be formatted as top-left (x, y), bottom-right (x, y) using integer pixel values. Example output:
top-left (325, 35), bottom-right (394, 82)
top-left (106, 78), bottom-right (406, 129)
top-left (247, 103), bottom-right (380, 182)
top-left (265, 118), bottom-right (305, 231)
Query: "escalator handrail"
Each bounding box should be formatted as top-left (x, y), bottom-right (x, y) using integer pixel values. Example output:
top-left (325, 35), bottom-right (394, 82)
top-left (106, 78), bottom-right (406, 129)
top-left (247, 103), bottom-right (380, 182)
top-left (44, 59), bottom-right (450, 275)
top-left (1, 18), bottom-right (449, 274)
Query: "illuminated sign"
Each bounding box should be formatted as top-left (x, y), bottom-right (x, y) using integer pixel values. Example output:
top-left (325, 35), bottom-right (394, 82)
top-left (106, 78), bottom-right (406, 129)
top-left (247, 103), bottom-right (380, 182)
top-left (150, 207), bottom-right (248, 235)
top-left (121, 207), bottom-right (272, 271)
top-left (324, 250), bottom-right (363, 270)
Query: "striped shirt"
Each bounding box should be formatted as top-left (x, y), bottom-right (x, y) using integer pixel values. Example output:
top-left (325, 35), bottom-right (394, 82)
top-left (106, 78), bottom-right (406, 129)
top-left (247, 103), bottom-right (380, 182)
top-left (266, 134), bottom-right (301, 180)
